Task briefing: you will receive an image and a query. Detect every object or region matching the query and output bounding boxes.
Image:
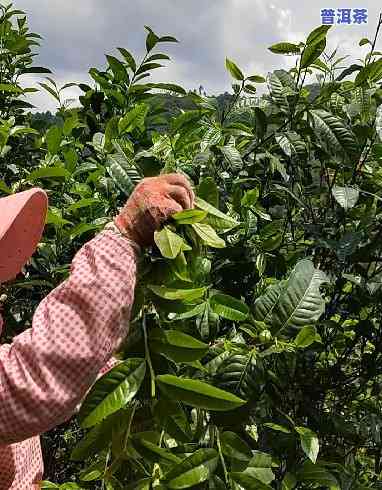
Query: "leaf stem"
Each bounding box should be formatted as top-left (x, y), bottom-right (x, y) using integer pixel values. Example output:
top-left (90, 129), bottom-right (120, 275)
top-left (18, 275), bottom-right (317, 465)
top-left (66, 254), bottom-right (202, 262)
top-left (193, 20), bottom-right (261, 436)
top-left (142, 310), bottom-right (156, 398)
top-left (216, 427), bottom-right (229, 486)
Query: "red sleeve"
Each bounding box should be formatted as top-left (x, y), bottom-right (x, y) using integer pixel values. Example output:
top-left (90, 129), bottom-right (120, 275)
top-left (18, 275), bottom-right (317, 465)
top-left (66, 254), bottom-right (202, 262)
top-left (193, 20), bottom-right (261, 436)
top-left (0, 229), bottom-right (138, 445)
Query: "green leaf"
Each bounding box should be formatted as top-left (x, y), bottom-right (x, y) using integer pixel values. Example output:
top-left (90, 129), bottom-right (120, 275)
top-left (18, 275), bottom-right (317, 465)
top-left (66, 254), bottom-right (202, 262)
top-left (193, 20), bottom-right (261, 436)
top-left (147, 82), bottom-right (186, 95)
top-left (231, 472), bottom-right (272, 489)
top-left (301, 39), bottom-right (326, 69)
top-left (6, 279), bottom-right (54, 290)
top-left (0, 179), bottom-right (12, 194)
top-left (225, 58), bottom-right (244, 80)
top-left (46, 208), bottom-right (72, 227)
top-left (125, 479), bottom-right (151, 490)
top-left (171, 110), bottom-right (202, 133)
top-left (355, 59), bottom-right (382, 85)
top-left (136, 62), bottom-right (163, 76)
top-left (148, 285), bottom-right (206, 302)
top-left (255, 260), bottom-right (328, 337)
top-left (45, 126), bottom-right (62, 154)
top-left (89, 68), bottom-right (110, 88)
top-left (244, 84), bottom-right (257, 95)
top-left (276, 132), bottom-right (306, 158)
top-left (158, 35), bottom-right (179, 43)
top-left (62, 82), bottom-right (77, 90)
top-left (134, 436), bottom-right (181, 464)
top-left (220, 145), bottom-right (243, 170)
top-left (69, 223), bottom-right (100, 241)
top-left (249, 451), bottom-right (273, 468)
top-left (336, 64), bottom-right (362, 81)
top-left (264, 423), bottom-right (291, 434)
top-left (241, 188), bottom-right (259, 207)
top-left (173, 209), bottom-right (207, 224)
top-left (247, 75), bottom-right (266, 83)
top-left (332, 185), bottom-right (359, 210)
top-left (106, 55), bottom-right (128, 82)
top-left (272, 184), bottom-right (307, 210)
top-left (268, 71), bottom-right (290, 113)
top-left (119, 103), bottom-right (149, 134)
top-left (201, 126), bottom-right (222, 151)
top-left (145, 26), bottom-right (158, 52)
top-left (295, 427), bottom-right (319, 463)
top-left (107, 154), bottom-right (136, 195)
top-left (39, 82), bottom-right (60, 102)
top-left (214, 354), bottom-right (260, 399)
top-left (146, 53), bottom-right (170, 62)
top-left (172, 303), bottom-right (207, 320)
top-left (191, 223), bottom-right (226, 248)
top-left (154, 226), bottom-right (187, 259)
top-left (71, 427), bottom-right (105, 462)
top-left (170, 252), bottom-right (192, 282)
top-left (243, 467), bottom-right (275, 486)
top-left (376, 105), bottom-right (382, 141)
top-left (297, 461), bottom-right (338, 486)
top-left (306, 25), bottom-right (332, 45)
top-left (71, 410), bottom-right (126, 461)
top-left (63, 117), bottom-right (82, 137)
top-left (221, 431), bottom-right (252, 461)
top-left (204, 351), bottom-right (231, 376)
top-left (117, 47), bottom-right (137, 71)
top-left (0, 83), bottom-right (23, 93)
top-left (260, 220), bottom-right (283, 251)
top-left (311, 58), bottom-right (330, 73)
top-left (294, 326), bottom-right (321, 348)
top-left (163, 448), bottom-right (218, 488)
top-left (311, 109), bottom-right (358, 157)
top-left (254, 283), bottom-right (284, 324)
top-left (359, 38), bottom-right (371, 46)
top-left (106, 143), bottom-right (141, 196)
top-left (210, 293), bottom-right (249, 321)
top-left (268, 43), bottom-right (300, 55)
top-left (246, 451), bottom-right (275, 484)
top-left (254, 108), bottom-right (267, 139)
top-left (209, 476), bottom-right (226, 489)
top-left (79, 460), bottom-right (104, 481)
top-left (20, 66), bottom-right (52, 74)
top-left (281, 473), bottom-right (297, 490)
top-left (104, 116), bottom-right (119, 151)
top-left (78, 359), bottom-right (146, 428)
top-left (149, 329), bottom-right (209, 363)
top-left (157, 375), bottom-right (246, 411)
top-left (27, 166), bottom-right (70, 182)
top-left (67, 198), bottom-right (101, 213)
top-left (197, 177), bottom-right (219, 207)
top-left (154, 399), bottom-right (193, 442)
top-left (10, 126), bottom-right (38, 137)
top-left (195, 197), bottom-right (239, 230)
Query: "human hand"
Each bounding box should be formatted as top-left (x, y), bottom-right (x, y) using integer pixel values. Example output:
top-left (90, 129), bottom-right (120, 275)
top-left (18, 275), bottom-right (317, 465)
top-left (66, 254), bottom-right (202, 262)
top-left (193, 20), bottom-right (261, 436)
top-left (114, 173), bottom-right (194, 248)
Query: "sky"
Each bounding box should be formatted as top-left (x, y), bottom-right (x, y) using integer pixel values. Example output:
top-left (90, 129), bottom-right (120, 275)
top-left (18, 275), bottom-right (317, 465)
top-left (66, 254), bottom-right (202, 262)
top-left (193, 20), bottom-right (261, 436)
top-left (11, 0), bottom-right (382, 112)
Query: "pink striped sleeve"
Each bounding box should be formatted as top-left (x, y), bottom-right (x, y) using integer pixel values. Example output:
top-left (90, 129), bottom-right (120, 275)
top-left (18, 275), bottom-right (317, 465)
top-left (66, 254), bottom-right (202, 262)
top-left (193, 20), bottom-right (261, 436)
top-left (0, 229), bottom-right (138, 445)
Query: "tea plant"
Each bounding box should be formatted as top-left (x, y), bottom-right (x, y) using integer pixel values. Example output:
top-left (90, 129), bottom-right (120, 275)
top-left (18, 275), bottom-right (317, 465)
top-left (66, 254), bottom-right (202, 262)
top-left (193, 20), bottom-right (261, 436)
top-left (1, 3), bottom-right (382, 488)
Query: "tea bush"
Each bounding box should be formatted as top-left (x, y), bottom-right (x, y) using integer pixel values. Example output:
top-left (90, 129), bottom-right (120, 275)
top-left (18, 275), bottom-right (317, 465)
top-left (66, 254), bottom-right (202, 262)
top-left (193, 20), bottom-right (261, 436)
top-left (1, 3), bottom-right (382, 488)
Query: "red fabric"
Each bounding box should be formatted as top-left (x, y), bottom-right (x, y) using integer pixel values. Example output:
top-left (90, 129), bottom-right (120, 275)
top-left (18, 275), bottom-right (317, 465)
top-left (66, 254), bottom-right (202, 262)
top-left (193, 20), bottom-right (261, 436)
top-left (0, 188), bottom-right (48, 283)
top-left (0, 229), bottom-right (138, 488)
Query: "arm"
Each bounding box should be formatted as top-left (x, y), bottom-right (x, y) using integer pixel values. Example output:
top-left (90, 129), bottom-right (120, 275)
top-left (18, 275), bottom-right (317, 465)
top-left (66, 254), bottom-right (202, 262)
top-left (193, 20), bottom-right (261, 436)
top-left (0, 228), bottom-right (138, 445)
top-left (0, 172), bottom-right (194, 446)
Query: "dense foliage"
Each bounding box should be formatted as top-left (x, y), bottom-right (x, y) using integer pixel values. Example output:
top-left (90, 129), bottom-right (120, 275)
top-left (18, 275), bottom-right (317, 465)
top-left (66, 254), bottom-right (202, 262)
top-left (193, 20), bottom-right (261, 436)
top-left (1, 3), bottom-right (382, 488)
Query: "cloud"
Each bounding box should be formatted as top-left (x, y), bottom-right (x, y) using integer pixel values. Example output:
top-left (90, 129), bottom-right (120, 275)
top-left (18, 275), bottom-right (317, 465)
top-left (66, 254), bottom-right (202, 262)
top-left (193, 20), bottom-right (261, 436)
top-left (12, 0), bottom-right (382, 111)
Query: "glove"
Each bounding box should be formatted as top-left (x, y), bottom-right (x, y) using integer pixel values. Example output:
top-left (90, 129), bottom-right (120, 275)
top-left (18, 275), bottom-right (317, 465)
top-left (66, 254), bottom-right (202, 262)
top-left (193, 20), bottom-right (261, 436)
top-left (114, 173), bottom-right (194, 248)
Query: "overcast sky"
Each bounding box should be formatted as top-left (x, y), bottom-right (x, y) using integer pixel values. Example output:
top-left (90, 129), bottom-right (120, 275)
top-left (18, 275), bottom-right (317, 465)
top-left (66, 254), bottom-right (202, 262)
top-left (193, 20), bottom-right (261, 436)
top-left (13, 0), bottom-right (382, 112)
